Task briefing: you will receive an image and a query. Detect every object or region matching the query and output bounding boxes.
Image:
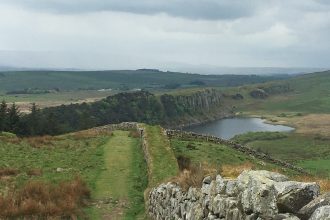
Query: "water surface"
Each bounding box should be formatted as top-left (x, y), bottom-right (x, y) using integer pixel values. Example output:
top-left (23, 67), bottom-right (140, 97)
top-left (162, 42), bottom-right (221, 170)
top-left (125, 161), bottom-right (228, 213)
top-left (184, 117), bottom-right (294, 140)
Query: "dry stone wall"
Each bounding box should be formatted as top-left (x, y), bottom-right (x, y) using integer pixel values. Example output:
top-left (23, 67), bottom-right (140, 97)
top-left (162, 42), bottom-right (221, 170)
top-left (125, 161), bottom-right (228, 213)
top-left (148, 170), bottom-right (330, 220)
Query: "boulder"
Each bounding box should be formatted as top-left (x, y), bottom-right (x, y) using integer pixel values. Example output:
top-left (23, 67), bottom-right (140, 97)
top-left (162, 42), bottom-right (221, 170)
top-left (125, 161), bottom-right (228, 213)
top-left (250, 89), bottom-right (269, 99)
top-left (237, 170), bottom-right (286, 218)
top-left (298, 192), bottom-right (330, 219)
top-left (309, 205), bottom-right (330, 220)
top-left (275, 181), bottom-right (320, 213)
top-left (274, 213), bottom-right (300, 220)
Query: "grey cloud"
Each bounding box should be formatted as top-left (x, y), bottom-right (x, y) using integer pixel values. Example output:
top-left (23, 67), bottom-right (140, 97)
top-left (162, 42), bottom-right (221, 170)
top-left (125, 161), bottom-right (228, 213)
top-left (2, 0), bottom-right (262, 20)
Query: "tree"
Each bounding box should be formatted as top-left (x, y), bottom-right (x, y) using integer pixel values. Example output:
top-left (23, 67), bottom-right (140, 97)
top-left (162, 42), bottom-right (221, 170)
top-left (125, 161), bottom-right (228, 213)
top-left (7, 103), bottom-right (20, 133)
top-left (0, 100), bottom-right (7, 132)
top-left (28, 103), bottom-right (40, 135)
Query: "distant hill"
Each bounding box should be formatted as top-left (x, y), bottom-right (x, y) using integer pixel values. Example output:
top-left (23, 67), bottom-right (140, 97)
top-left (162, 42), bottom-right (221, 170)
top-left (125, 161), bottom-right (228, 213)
top-left (237, 70), bottom-right (330, 113)
top-left (0, 69), bottom-right (291, 93)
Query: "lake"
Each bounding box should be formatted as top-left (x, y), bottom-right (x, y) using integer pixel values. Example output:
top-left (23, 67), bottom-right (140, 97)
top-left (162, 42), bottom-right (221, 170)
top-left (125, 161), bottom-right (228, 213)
top-left (184, 117), bottom-right (294, 140)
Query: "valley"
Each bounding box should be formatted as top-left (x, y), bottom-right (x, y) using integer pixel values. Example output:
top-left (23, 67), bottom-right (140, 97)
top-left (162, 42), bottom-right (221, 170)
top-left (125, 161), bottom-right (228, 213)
top-left (0, 70), bottom-right (330, 219)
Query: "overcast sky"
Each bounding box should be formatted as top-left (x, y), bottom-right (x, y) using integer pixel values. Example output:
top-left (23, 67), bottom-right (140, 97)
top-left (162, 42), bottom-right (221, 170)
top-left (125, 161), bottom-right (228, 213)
top-left (0, 0), bottom-right (329, 71)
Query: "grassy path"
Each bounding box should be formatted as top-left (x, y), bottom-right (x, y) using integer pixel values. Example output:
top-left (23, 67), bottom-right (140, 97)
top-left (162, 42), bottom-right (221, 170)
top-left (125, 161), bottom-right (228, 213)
top-left (90, 130), bottom-right (147, 219)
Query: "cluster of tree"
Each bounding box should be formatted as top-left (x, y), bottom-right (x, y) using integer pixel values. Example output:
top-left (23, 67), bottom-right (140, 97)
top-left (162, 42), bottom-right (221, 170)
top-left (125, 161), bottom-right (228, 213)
top-left (0, 101), bottom-right (59, 135)
top-left (2, 91), bottom-right (222, 136)
top-left (0, 101), bottom-right (21, 133)
top-left (6, 88), bottom-right (60, 95)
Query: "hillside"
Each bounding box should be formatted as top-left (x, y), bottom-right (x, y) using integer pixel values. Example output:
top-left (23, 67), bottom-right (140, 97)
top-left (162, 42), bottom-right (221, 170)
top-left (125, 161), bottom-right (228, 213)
top-left (3, 122), bottom-right (326, 219)
top-left (0, 89), bottom-right (235, 136)
top-left (0, 70), bottom-right (290, 93)
top-left (232, 70), bottom-right (330, 114)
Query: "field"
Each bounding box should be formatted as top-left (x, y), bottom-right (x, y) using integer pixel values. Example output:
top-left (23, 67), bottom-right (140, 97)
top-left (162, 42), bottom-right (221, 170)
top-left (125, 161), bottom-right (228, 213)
top-left (0, 124), bottom-right (182, 219)
top-left (0, 129), bottom-right (148, 219)
top-left (232, 132), bottom-right (330, 177)
top-left (170, 138), bottom-right (299, 178)
top-left (0, 70), bottom-right (288, 93)
top-left (1, 90), bottom-right (114, 113)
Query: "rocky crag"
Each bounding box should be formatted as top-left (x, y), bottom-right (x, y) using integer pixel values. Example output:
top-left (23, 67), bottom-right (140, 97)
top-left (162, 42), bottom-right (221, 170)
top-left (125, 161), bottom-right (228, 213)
top-left (148, 170), bottom-right (330, 220)
top-left (161, 89), bottom-right (233, 128)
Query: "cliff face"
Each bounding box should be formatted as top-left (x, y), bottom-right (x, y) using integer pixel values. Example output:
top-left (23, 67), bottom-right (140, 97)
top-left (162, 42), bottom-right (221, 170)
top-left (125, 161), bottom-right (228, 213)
top-left (148, 170), bottom-right (328, 220)
top-left (160, 89), bottom-right (231, 127)
top-left (174, 89), bottom-right (223, 112)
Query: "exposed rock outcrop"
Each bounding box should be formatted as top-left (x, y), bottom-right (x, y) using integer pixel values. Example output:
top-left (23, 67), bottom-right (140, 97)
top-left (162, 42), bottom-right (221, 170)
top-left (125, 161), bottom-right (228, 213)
top-left (148, 170), bottom-right (327, 220)
top-left (250, 89), bottom-right (268, 99)
top-left (298, 193), bottom-right (330, 219)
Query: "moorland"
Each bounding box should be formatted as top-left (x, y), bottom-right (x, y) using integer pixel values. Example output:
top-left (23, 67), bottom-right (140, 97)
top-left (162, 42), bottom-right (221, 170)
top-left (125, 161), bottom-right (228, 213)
top-left (0, 69), bottom-right (330, 219)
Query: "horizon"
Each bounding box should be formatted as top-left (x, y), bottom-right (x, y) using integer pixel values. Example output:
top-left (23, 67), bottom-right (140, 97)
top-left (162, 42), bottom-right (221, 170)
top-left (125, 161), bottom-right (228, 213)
top-left (0, 65), bottom-right (328, 75)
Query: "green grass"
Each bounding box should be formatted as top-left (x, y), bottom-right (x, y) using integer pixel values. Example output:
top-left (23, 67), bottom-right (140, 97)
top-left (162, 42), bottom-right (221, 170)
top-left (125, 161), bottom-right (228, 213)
top-left (171, 139), bottom-right (253, 166)
top-left (91, 130), bottom-right (147, 219)
top-left (0, 134), bottom-right (108, 190)
top-left (0, 130), bottom-right (148, 219)
top-left (298, 159), bottom-right (330, 177)
top-left (169, 138), bottom-right (295, 175)
top-left (231, 131), bottom-right (289, 145)
top-left (232, 132), bottom-right (330, 177)
top-left (0, 90), bottom-right (114, 103)
top-left (232, 70), bottom-right (330, 114)
top-left (144, 125), bottom-right (179, 187)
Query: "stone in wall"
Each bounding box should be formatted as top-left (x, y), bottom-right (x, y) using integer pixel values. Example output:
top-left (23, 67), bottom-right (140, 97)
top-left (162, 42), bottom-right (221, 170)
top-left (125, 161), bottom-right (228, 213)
top-left (148, 170), bottom-right (328, 220)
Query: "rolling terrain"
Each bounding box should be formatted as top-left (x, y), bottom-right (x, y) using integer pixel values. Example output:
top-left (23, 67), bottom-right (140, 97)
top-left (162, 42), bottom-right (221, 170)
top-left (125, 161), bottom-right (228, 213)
top-left (218, 70), bottom-right (330, 180)
top-left (3, 122), bottom-right (325, 219)
top-left (0, 69), bottom-right (290, 113)
top-left (1, 70), bottom-right (330, 219)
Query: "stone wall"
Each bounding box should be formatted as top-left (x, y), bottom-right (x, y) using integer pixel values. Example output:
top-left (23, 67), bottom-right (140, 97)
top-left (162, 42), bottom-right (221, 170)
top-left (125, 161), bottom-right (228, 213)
top-left (93, 122), bottom-right (139, 131)
top-left (166, 130), bottom-right (307, 174)
top-left (148, 170), bottom-right (330, 220)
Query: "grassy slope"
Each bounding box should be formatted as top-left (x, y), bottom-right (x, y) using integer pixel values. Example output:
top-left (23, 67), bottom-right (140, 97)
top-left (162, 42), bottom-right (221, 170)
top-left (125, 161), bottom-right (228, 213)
top-left (170, 138), bottom-right (299, 177)
top-left (232, 132), bottom-right (330, 177)
top-left (0, 130), bottom-right (148, 220)
top-left (233, 71), bottom-right (330, 114)
top-left (0, 133), bottom-right (107, 190)
top-left (144, 125), bottom-right (179, 187)
top-left (225, 71), bottom-right (330, 178)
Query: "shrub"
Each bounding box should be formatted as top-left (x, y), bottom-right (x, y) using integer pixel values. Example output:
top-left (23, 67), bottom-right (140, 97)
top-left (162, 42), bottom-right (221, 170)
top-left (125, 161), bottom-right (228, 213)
top-left (220, 162), bottom-right (254, 178)
top-left (0, 168), bottom-right (19, 177)
top-left (25, 136), bottom-right (56, 148)
top-left (0, 177), bottom-right (90, 219)
top-left (26, 168), bottom-right (43, 176)
top-left (177, 155), bottom-right (191, 171)
top-left (186, 143), bottom-right (196, 150)
top-left (128, 130), bottom-right (140, 138)
top-left (172, 162), bottom-right (218, 191)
